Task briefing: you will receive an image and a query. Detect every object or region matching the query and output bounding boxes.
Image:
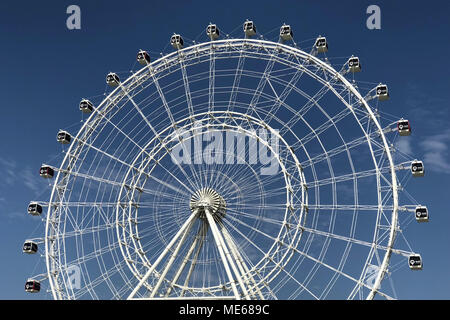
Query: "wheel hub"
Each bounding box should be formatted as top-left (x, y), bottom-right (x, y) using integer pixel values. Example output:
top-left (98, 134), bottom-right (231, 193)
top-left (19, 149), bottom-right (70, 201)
top-left (190, 188), bottom-right (226, 220)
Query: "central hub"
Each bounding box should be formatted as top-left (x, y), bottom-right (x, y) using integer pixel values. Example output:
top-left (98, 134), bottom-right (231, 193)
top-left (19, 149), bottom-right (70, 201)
top-left (190, 188), bottom-right (226, 220)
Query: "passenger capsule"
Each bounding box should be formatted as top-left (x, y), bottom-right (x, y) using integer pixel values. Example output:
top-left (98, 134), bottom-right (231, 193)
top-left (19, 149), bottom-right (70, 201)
top-left (106, 72), bottom-right (120, 87)
top-left (57, 130), bottom-right (71, 144)
top-left (243, 20), bottom-right (256, 37)
top-left (397, 119), bottom-right (411, 136)
top-left (348, 56), bottom-right (361, 72)
top-left (23, 241), bottom-right (38, 254)
top-left (206, 24), bottom-right (220, 40)
top-left (170, 34), bottom-right (184, 50)
top-left (28, 202), bottom-right (43, 216)
top-left (415, 206), bottom-right (429, 222)
top-left (79, 99), bottom-right (94, 113)
top-left (408, 254), bottom-right (423, 270)
top-left (280, 24), bottom-right (293, 41)
top-left (137, 50), bottom-right (151, 65)
top-left (39, 165), bottom-right (54, 179)
top-left (315, 36), bottom-right (328, 53)
top-left (411, 160), bottom-right (424, 177)
top-left (376, 84), bottom-right (389, 101)
top-left (25, 279), bottom-right (41, 293)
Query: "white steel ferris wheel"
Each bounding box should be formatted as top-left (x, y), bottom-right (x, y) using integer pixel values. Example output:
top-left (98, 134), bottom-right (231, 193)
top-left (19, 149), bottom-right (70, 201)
top-left (24, 21), bottom-right (428, 300)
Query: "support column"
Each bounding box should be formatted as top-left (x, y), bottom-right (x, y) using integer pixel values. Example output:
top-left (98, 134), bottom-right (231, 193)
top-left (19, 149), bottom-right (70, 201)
top-left (127, 210), bottom-right (198, 299)
top-left (205, 208), bottom-right (250, 300)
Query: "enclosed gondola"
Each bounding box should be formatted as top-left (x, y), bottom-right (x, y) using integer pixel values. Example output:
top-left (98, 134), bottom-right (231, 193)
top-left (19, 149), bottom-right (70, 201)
top-left (39, 165), bottom-right (54, 179)
top-left (280, 25), bottom-right (293, 41)
top-left (408, 254), bottom-right (423, 270)
top-left (243, 20), bottom-right (256, 37)
top-left (137, 50), bottom-right (151, 65)
top-left (315, 36), bottom-right (328, 53)
top-left (57, 130), bottom-right (71, 144)
top-left (206, 24), bottom-right (220, 40)
top-left (397, 119), bottom-right (411, 136)
top-left (170, 34), bottom-right (184, 50)
top-left (411, 160), bottom-right (424, 177)
top-left (23, 241), bottom-right (38, 254)
top-left (79, 99), bottom-right (94, 113)
top-left (25, 279), bottom-right (41, 293)
top-left (347, 56), bottom-right (361, 72)
top-left (28, 202), bottom-right (43, 216)
top-left (376, 84), bottom-right (389, 101)
top-left (106, 72), bottom-right (120, 87)
top-left (415, 206), bottom-right (429, 222)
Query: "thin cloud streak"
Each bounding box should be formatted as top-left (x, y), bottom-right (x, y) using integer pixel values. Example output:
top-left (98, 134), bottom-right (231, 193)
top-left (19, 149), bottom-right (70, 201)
top-left (419, 129), bottom-right (450, 174)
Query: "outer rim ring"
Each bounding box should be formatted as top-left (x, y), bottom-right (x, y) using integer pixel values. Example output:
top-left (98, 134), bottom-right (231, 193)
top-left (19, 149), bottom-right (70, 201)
top-left (44, 38), bottom-right (398, 300)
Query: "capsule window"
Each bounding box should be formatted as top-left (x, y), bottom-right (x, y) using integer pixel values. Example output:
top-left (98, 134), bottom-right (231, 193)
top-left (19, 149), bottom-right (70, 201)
top-left (376, 84), bottom-right (389, 100)
top-left (398, 120), bottom-right (409, 129)
top-left (28, 202), bottom-right (43, 215)
top-left (207, 24), bottom-right (219, 40)
top-left (106, 73), bottom-right (120, 87)
top-left (408, 255), bottom-right (422, 270)
top-left (316, 38), bottom-right (325, 46)
top-left (411, 161), bottom-right (424, 177)
top-left (315, 37), bottom-right (328, 53)
top-left (137, 50), bottom-right (150, 65)
top-left (244, 21), bottom-right (256, 37)
top-left (80, 99), bottom-right (93, 113)
top-left (398, 120), bottom-right (411, 136)
top-left (25, 280), bottom-right (41, 293)
top-left (348, 57), bottom-right (361, 72)
top-left (23, 241), bottom-right (38, 253)
top-left (57, 131), bottom-right (71, 144)
top-left (40, 166), bottom-right (54, 178)
top-left (171, 34), bottom-right (184, 49)
top-left (349, 58), bottom-right (358, 66)
top-left (280, 26), bottom-right (293, 41)
top-left (415, 206), bottom-right (429, 222)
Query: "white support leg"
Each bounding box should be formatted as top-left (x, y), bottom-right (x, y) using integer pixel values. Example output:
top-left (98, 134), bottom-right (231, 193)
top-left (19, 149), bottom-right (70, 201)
top-left (127, 210), bottom-right (198, 299)
top-left (181, 222), bottom-right (208, 297)
top-left (205, 209), bottom-right (251, 300)
top-left (219, 223), bottom-right (252, 297)
top-left (165, 221), bottom-right (205, 297)
top-left (220, 223), bottom-right (265, 300)
top-left (150, 216), bottom-right (196, 298)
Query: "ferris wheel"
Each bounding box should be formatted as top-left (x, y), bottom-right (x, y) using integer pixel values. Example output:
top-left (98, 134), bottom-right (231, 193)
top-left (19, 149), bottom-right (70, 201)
top-left (23, 21), bottom-right (428, 300)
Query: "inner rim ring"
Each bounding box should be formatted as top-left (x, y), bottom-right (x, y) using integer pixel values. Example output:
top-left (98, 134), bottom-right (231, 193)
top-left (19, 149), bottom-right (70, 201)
top-left (115, 111), bottom-right (308, 290)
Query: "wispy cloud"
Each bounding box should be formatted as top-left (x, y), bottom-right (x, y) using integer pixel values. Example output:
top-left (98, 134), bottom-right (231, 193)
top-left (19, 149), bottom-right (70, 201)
top-left (402, 82), bottom-right (450, 174)
top-left (5, 210), bottom-right (27, 222)
top-left (20, 166), bottom-right (44, 195)
top-left (394, 138), bottom-right (413, 164)
top-left (395, 139), bottom-right (412, 155)
top-left (0, 157), bottom-right (17, 186)
top-left (405, 83), bottom-right (448, 127)
top-left (0, 157), bottom-right (47, 195)
top-left (419, 129), bottom-right (450, 174)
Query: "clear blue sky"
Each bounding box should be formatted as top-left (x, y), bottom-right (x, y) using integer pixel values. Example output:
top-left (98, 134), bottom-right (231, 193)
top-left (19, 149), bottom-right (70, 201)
top-left (0, 0), bottom-right (449, 299)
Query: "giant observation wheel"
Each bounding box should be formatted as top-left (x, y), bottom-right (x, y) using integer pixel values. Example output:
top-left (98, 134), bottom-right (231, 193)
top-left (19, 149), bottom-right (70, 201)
top-left (23, 21), bottom-right (427, 300)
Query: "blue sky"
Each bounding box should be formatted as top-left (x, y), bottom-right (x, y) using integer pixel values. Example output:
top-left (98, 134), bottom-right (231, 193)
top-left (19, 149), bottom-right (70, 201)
top-left (0, 0), bottom-right (449, 299)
